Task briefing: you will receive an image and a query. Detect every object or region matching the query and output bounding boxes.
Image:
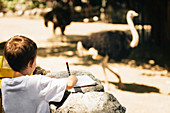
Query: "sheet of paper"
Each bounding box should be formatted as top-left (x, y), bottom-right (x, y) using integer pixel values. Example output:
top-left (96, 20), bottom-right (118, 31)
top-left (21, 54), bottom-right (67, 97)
top-left (74, 75), bottom-right (97, 87)
top-left (60, 75), bottom-right (97, 87)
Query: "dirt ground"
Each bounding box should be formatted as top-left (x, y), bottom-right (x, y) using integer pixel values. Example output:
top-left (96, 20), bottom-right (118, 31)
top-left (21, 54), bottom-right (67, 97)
top-left (0, 16), bottom-right (170, 113)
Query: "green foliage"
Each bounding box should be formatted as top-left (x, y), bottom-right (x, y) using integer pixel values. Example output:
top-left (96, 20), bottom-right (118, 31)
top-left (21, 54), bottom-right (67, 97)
top-left (0, 0), bottom-right (46, 10)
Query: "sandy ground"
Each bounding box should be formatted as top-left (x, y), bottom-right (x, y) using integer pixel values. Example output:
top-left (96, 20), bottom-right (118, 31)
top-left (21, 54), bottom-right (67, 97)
top-left (0, 16), bottom-right (170, 113)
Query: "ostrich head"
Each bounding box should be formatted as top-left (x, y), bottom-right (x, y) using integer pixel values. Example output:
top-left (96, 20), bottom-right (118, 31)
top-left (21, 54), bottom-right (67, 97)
top-left (127, 10), bottom-right (138, 19)
top-left (126, 10), bottom-right (139, 48)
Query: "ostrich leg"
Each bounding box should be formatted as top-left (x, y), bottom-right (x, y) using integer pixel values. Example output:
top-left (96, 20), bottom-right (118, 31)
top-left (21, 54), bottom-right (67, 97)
top-left (101, 55), bottom-right (124, 89)
top-left (60, 26), bottom-right (66, 42)
top-left (105, 65), bottom-right (125, 88)
top-left (101, 55), bottom-right (110, 90)
top-left (101, 55), bottom-right (109, 84)
top-left (53, 24), bottom-right (57, 35)
top-left (53, 14), bottom-right (57, 35)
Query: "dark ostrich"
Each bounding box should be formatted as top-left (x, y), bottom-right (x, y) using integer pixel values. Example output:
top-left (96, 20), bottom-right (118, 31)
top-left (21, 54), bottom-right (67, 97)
top-left (77, 10), bottom-right (139, 89)
top-left (43, 0), bottom-right (71, 41)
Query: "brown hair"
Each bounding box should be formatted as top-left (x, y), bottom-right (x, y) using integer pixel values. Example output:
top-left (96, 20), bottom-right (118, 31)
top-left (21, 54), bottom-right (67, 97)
top-left (4, 35), bottom-right (37, 72)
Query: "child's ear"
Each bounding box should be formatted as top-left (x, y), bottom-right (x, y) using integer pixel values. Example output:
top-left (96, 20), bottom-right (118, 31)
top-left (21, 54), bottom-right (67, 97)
top-left (28, 58), bottom-right (35, 68)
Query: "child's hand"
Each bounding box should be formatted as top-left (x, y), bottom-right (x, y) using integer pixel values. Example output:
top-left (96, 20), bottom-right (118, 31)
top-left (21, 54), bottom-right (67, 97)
top-left (48, 76), bottom-right (58, 79)
top-left (66, 75), bottom-right (78, 89)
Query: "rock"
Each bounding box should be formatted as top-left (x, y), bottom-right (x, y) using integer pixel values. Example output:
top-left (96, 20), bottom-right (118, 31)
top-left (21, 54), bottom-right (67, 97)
top-left (143, 63), bottom-right (151, 69)
top-left (33, 66), bottom-right (51, 75)
top-left (128, 60), bottom-right (136, 67)
top-left (148, 60), bottom-right (155, 65)
top-left (50, 91), bottom-right (126, 113)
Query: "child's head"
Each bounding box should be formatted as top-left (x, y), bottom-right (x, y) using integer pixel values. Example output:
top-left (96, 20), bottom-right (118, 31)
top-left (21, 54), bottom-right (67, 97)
top-left (4, 35), bottom-right (37, 73)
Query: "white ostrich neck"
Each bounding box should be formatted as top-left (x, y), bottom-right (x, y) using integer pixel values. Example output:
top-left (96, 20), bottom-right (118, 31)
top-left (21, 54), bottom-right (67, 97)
top-left (127, 16), bottom-right (139, 48)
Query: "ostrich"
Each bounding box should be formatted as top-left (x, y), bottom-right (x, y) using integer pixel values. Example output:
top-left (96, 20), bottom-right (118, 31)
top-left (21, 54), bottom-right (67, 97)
top-left (77, 10), bottom-right (139, 88)
top-left (43, 0), bottom-right (71, 41)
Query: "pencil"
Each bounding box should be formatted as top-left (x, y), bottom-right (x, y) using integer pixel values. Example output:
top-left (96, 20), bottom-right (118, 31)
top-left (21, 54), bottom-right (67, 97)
top-left (66, 62), bottom-right (71, 76)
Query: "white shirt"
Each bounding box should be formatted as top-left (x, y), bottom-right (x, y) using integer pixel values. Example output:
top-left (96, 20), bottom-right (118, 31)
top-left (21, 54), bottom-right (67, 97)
top-left (1, 75), bottom-right (67, 113)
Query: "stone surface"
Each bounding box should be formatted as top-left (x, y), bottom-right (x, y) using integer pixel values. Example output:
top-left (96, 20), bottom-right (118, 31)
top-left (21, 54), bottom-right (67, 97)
top-left (50, 91), bottom-right (126, 113)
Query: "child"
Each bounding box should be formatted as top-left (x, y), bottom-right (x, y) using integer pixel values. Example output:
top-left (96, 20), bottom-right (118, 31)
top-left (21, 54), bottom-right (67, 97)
top-left (1, 35), bottom-right (78, 113)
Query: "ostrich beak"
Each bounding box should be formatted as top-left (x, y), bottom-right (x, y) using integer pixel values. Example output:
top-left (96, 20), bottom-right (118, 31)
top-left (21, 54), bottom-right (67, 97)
top-left (133, 12), bottom-right (139, 17)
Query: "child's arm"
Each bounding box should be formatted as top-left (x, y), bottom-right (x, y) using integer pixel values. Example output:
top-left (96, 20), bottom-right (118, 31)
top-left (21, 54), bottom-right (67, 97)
top-left (66, 75), bottom-right (78, 90)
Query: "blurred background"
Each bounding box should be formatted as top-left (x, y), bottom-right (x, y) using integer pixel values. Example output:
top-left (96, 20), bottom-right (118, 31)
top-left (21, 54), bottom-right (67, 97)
top-left (0, 0), bottom-right (170, 113)
top-left (0, 0), bottom-right (170, 68)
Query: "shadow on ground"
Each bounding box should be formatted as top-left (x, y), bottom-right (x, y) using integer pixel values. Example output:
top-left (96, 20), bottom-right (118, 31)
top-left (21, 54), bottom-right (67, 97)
top-left (37, 35), bottom-right (87, 57)
top-left (108, 81), bottom-right (160, 93)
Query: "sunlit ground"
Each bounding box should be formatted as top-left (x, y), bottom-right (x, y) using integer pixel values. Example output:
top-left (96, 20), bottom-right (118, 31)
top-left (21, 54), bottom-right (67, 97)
top-left (0, 16), bottom-right (170, 113)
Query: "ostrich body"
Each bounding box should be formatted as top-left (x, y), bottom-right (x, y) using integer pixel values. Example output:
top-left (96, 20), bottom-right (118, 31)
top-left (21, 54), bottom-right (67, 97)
top-left (77, 10), bottom-right (139, 88)
top-left (43, 0), bottom-right (71, 41)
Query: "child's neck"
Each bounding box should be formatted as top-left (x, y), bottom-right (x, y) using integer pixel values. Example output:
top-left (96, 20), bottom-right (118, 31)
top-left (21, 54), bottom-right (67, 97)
top-left (13, 71), bottom-right (26, 78)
